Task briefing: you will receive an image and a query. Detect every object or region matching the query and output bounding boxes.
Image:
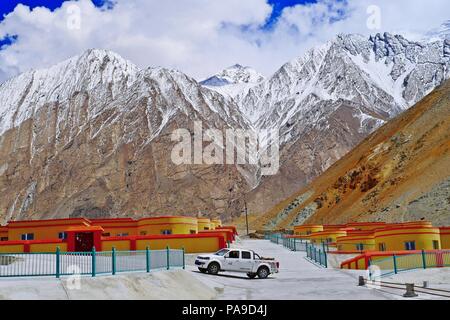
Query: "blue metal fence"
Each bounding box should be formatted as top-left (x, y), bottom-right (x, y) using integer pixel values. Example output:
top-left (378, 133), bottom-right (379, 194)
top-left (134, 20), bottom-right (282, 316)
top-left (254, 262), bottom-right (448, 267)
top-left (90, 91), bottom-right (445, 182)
top-left (282, 237), bottom-right (308, 252)
top-left (268, 233), bottom-right (282, 244)
top-left (369, 250), bottom-right (450, 279)
top-left (267, 233), bottom-right (327, 267)
top-left (0, 247), bottom-right (185, 278)
top-left (306, 243), bottom-right (327, 268)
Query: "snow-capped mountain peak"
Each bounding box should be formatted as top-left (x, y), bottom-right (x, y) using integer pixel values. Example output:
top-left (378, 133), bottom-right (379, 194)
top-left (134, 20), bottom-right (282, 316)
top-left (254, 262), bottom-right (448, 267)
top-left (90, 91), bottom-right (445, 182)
top-left (200, 64), bottom-right (264, 87)
top-left (424, 20), bottom-right (450, 42)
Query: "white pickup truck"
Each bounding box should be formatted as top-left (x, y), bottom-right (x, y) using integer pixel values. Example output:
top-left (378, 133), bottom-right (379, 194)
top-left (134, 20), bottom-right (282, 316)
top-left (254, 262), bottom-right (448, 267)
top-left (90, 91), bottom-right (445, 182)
top-left (195, 248), bottom-right (279, 279)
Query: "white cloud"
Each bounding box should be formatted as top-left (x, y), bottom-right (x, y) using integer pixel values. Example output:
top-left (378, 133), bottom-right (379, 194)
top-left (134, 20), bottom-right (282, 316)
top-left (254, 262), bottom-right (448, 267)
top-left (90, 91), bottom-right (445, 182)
top-left (0, 0), bottom-right (448, 83)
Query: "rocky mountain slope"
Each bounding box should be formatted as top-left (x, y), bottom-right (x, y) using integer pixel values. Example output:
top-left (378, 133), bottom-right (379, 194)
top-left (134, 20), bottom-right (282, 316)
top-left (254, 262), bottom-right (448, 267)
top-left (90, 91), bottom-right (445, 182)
top-left (237, 32), bottom-right (450, 215)
top-left (252, 78), bottom-right (450, 230)
top-left (0, 26), bottom-right (449, 223)
top-left (0, 49), bottom-right (255, 222)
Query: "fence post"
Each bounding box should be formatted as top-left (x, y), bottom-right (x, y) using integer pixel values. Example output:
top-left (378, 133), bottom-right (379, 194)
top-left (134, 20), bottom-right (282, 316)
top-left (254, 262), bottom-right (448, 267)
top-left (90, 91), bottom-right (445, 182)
top-left (421, 250), bottom-right (426, 269)
top-left (318, 249), bottom-right (322, 265)
top-left (92, 247), bottom-right (96, 277)
top-left (393, 254), bottom-right (398, 274)
top-left (293, 239), bottom-right (296, 251)
top-left (182, 247), bottom-right (185, 270)
top-left (323, 249), bottom-right (328, 268)
top-left (55, 247), bottom-right (60, 279)
top-left (112, 247), bottom-right (116, 275)
top-left (166, 246), bottom-right (170, 270)
top-left (146, 246), bottom-right (150, 273)
top-left (322, 242), bottom-right (326, 254)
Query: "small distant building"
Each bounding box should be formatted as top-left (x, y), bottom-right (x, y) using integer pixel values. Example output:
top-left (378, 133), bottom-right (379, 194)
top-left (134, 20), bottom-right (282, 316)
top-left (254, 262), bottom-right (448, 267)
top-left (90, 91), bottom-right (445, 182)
top-left (308, 230), bottom-right (347, 246)
top-left (197, 218), bottom-right (215, 231)
top-left (293, 224), bottom-right (323, 236)
top-left (294, 220), bottom-right (449, 253)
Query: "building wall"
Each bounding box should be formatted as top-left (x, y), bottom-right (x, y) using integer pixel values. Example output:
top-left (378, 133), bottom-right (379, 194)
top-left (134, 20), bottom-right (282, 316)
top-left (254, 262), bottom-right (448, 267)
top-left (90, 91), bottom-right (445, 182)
top-left (199, 230), bottom-right (233, 243)
top-left (336, 235), bottom-right (375, 252)
top-left (7, 218), bottom-right (89, 241)
top-left (102, 239), bottom-right (131, 251)
top-left (0, 243), bottom-right (24, 253)
top-left (197, 218), bottom-right (214, 231)
top-left (0, 227), bottom-right (8, 240)
top-left (309, 231), bottom-right (347, 245)
top-left (90, 219), bottom-right (138, 237)
top-left (211, 219), bottom-right (222, 228)
top-left (439, 227), bottom-right (450, 249)
top-left (345, 222), bottom-right (387, 231)
top-left (394, 221), bottom-right (433, 228)
top-left (322, 225), bottom-right (346, 231)
top-left (136, 236), bottom-right (222, 253)
top-left (137, 217), bottom-right (199, 235)
top-left (293, 225), bottom-right (323, 235)
top-left (29, 241), bottom-right (68, 252)
top-left (374, 227), bottom-right (441, 251)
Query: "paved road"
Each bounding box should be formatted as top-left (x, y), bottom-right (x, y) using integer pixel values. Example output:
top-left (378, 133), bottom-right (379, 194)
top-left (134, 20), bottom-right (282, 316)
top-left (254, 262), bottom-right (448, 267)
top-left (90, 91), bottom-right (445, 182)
top-left (188, 239), bottom-right (399, 300)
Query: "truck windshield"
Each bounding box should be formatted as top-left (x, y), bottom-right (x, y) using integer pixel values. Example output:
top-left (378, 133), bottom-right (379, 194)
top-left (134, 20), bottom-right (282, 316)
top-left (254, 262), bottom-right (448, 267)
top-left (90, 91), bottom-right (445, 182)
top-left (214, 249), bottom-right (230, 256)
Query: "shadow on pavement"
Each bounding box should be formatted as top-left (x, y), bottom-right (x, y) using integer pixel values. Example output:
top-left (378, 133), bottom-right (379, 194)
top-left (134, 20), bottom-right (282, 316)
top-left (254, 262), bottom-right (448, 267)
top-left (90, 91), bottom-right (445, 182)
top-left (191, 270), bottom-right (275, 280)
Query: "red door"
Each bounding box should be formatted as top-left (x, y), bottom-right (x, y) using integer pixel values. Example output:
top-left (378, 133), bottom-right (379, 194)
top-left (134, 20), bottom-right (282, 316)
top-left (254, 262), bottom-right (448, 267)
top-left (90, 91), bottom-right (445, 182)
top-left (75, 232), bottom-right (94, 252)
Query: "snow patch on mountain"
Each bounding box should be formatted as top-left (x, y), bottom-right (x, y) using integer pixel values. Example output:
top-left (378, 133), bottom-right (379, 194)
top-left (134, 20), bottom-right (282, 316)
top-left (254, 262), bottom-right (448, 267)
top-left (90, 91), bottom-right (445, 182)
top-left (239, 31), bottom-right (449, 150)
top-left (200, 64), bottom-right (264, 99)
top-left (424, 20), bottom-right (450, 42)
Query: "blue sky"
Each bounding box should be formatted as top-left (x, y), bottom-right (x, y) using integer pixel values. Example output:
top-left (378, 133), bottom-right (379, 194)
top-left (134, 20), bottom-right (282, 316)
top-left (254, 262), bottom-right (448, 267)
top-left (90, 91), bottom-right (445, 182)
top-left (0, 0), bottom-right (314, 48)
top-left (0, 0), bottom-right (447, 82)
top-left (0, 0), bottom-right (107, 19)
top-left (266, 0), bottom-right (317, 26)
top-left (0, 0), bottom-right (315, 23)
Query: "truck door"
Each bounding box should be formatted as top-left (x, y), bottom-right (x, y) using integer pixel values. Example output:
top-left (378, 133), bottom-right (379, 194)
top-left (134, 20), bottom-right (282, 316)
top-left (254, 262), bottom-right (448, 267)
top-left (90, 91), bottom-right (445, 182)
top-left (238, 251), bottom-right (254, 272)
top-left (224, 250), bottom-right (241, 271)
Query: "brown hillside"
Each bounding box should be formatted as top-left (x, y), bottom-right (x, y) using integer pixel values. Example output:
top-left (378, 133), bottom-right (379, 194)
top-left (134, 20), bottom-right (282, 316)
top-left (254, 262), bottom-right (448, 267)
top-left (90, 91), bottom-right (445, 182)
top-left (252, 79), bottom-right (450, 230)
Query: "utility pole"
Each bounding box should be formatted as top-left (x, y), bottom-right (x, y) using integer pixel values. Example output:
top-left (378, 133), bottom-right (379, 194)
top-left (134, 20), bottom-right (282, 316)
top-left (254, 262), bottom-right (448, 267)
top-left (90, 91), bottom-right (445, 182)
top-left (244, 199), bottom-right (249, 236)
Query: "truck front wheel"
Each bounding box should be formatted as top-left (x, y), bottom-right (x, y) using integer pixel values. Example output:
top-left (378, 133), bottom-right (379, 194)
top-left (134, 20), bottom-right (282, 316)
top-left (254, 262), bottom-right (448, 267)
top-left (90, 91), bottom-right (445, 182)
top-left (257, 266), bottom-right (270, 279)
top-left (207, 262), bottom-right (220, 275)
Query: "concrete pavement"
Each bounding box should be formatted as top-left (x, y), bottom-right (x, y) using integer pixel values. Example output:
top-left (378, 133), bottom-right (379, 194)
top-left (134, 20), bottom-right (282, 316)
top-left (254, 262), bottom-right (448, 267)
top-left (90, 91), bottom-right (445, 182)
top-left (187, 239), bottom-right (400, 300)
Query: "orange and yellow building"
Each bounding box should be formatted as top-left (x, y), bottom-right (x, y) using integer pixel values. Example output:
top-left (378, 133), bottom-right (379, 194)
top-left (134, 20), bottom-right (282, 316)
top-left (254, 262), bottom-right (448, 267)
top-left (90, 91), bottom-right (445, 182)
top-left (293, 220), bottom-right (448, 253)
top-left (0, 216), bottom-right (236, 254)
top-left (291, 220), bottom-right (450, 270)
